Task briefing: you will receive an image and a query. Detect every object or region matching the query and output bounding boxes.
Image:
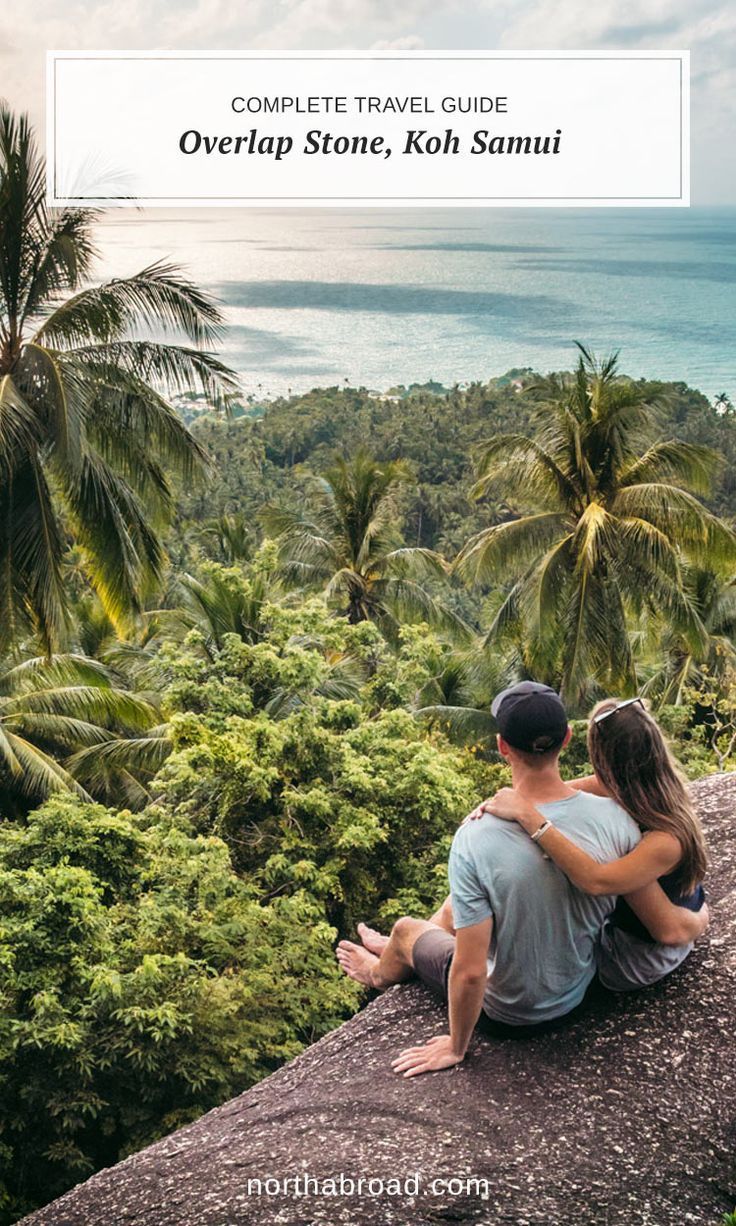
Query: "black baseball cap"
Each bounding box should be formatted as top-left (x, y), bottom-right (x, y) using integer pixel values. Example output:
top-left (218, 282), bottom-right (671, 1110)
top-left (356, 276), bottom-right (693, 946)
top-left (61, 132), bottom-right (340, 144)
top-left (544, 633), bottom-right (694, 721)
top-left (491, 681), bottom-right (569, 754)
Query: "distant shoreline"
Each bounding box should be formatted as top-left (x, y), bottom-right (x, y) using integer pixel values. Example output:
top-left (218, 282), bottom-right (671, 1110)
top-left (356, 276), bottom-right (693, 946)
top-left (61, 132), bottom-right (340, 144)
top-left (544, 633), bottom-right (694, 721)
top-left (174, 367), bottom-right (723, 425)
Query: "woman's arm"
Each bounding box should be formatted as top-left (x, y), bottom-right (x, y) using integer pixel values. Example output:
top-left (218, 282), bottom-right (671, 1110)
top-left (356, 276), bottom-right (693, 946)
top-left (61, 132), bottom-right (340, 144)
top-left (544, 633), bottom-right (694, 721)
top-left (624, 882), bottom-right (710, 946)
top-left (469, 776), bottom-right (608, 820)
top-left (569, 775), bottom-right (611, 798)
top-left (485, 788), bottom-right (681, 895)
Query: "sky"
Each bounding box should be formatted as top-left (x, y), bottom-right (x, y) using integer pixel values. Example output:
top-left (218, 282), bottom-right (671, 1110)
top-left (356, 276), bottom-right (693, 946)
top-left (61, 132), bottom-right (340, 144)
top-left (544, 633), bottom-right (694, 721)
top-left (1, 0), bottom-right (734, 203)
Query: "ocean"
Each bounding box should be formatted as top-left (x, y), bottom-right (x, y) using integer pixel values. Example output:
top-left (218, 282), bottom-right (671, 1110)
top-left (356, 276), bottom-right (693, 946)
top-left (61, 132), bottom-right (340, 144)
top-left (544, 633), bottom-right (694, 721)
top-left (95, 207), bottom-right (736, 403)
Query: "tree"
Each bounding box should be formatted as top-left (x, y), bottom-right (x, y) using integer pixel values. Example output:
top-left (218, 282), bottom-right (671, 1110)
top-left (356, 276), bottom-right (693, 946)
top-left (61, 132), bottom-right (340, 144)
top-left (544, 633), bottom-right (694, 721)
top-left (0, 106), bottom-right (237, 653)
top-left (199, 512), bottom-right (254, 563)
top-left (0, 653), bottom-right (157, 813)
top-left (261, 451), bottom-right (465, 638)
top-left (155, 637), bottom-right (484, 931)
top-left (172, 556), bottom-right (284, 652)
top-left (411, 631), bottom-right (513, 750)
top-left (456, 345), bottom-right (736, 706)
top-left (681, 660), bottom-right (736, 772)
top-left (643, 568), bottom-right (736, 706)
top-left (714, 392), bottom-right (733, 415)
top-left (166, 563), bottom-right (368, 717)
top-left (0, 796), bottom-right (356, 1221)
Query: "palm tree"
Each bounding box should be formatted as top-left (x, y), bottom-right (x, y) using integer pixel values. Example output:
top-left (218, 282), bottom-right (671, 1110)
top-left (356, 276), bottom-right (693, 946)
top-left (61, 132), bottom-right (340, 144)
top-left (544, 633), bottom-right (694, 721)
top-left (414, 633), bottom-right (513, 749)
top-left (0, 652), bottom-right (159, 811)
top-left (158, 561), bottom-right (368, 716)
top-left (65, 723), bottom-right (173, 811)
top-left (456, 345), bottom-right (736, 706)
top-left (173, 564), bottom-right (281, 652)
top-left (261, 451), bottom-right (467, 638)
top-left (714, 392), bottom-right (733, 415)
top-left (642, 568), bottom-right (736, 706)
top-left (0, 106), bottom-right (237, 653)
top-left (199, 512), bottom-right (254, 563)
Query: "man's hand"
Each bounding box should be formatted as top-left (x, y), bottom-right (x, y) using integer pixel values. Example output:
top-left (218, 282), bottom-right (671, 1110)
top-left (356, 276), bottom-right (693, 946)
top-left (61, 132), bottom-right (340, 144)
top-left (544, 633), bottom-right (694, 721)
top-left (391, 1035), bottom-right (464, 1078)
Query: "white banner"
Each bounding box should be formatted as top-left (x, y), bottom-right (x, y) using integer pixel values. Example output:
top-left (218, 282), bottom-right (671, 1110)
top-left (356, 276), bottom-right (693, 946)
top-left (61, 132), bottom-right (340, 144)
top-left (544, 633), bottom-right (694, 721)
top-left (47, 51), bottom-right (689, 208)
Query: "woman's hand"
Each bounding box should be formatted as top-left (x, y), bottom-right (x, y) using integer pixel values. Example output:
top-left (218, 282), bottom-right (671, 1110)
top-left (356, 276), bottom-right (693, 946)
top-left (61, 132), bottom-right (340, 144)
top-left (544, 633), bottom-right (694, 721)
top-left (467, 789), bottom-right (542, 833)
top-left (467, 797), bottom-right (495, 821)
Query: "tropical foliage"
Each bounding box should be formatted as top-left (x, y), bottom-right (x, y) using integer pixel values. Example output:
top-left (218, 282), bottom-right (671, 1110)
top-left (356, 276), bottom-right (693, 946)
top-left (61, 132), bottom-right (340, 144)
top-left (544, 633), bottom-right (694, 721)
top-left (2, 104), bottom-right (736, 1226)
top-left (456, 346), bottom-right (736, 703)
top-left (642, 568), bottom-right (736, 705)
top-left (0, 105), bottom-right (236, 652)
top-left (261, 451), bottom-right (464, 637)
top-left (0, 794), bottom-right (356, 1220)
top-left (0, 598), bottom-right (504, 1221)
top-left (2, 362), bottom-right (735, 1221)
top-left (0, 653), bottom-right (158, 813)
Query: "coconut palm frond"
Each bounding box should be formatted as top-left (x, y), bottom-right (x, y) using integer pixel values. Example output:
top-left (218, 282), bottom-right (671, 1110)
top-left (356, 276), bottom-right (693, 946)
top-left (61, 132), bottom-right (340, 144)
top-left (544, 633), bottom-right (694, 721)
top-left (0, 105), bottom-right (239, 650)
top-left (3, 731), bottom-right (91, 801)
top-left (0, 649), bottom-right (162, 807)
top-left (416, 704), bottom-right (497, 745)
top-left (457, 343), bottom-right (730, 707)
top-left (264, 452), bottom-right (461, 638)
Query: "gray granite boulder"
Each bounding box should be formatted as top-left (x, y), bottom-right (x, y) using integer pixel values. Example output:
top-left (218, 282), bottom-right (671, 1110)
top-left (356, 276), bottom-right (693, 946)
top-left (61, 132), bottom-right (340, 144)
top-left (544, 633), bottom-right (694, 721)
top-left (22, 774), bottom-right (736, 1226)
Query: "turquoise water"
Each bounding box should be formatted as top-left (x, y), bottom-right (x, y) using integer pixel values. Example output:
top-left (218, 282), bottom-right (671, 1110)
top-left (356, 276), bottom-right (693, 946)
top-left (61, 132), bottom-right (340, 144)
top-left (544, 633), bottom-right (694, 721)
top-left (96, 208), bottom-right (736, 401)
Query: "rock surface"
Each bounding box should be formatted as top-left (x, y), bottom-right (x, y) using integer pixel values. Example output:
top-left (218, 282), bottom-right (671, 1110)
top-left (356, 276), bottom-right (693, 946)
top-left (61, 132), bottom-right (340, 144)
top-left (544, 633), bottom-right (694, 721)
top-left (23, 774), bottom-right (736, 1226)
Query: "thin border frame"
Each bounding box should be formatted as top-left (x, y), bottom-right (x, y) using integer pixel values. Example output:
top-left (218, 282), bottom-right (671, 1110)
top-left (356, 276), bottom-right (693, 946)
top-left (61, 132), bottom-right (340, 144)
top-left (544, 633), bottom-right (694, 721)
top-left (46, 50), bottom-right (690, 208)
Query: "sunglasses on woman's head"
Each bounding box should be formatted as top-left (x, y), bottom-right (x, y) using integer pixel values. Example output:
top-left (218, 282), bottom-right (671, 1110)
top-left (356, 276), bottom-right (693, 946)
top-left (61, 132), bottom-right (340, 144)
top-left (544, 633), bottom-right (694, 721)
top-left (593, 696), bottom-right (645, 724)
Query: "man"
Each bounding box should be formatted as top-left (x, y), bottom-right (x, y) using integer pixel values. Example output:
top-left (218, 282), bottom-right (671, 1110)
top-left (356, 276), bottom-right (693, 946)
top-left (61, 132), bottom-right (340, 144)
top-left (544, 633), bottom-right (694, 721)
top-left (336, 681), bottom-right (707, 1078)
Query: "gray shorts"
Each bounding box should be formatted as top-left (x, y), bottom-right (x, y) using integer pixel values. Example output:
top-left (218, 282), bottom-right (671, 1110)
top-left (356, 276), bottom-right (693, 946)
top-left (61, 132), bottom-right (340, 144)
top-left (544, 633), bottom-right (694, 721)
top-left (412, 925), bottom-right (600, 1039)
top-left (412, 926), bottom-right (457, 1000)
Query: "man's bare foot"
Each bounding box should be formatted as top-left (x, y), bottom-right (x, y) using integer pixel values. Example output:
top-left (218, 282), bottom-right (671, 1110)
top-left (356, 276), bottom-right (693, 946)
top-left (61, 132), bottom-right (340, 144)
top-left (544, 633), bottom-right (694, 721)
top-left (357, 922), bottom-right (389, 955)
top-left (336, 940), bottom-right (380, 987)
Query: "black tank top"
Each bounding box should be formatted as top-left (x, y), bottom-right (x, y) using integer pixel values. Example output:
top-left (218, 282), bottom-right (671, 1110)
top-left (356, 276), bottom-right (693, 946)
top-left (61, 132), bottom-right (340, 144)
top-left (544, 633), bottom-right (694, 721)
top-left (612, 871), bottom-right (706, 943)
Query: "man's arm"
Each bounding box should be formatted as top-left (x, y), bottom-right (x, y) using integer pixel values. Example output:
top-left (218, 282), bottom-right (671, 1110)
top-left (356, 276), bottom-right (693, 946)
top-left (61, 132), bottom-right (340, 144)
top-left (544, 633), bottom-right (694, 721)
top-left (448, 920), bottom-right (492, 1054)
top-left (625, 881), bottom-right (710, 945)
top-left (391, 918), bottom-right (492, 1078)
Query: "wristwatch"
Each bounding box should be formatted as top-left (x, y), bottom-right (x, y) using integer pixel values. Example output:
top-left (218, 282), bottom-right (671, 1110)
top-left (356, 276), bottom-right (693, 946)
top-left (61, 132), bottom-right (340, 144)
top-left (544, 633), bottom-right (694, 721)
top-left (530, 819), bottom-right (553, 842)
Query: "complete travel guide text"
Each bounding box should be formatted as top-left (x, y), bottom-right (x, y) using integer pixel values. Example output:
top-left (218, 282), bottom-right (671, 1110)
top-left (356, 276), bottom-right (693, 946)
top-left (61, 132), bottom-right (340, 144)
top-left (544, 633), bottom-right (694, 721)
top-left (231, 95), bottom-right (509, 114)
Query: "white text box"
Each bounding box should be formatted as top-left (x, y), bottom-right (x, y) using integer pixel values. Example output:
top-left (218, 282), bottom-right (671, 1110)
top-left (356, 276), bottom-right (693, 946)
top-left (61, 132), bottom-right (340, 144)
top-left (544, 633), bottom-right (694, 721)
top-left (47, 51), bottom-right (689, 207)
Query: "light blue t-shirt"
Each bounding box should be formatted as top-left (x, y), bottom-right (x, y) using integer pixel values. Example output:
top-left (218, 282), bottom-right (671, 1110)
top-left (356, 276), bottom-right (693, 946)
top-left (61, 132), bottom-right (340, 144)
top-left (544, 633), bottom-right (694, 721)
top-left (448, 793), bottom-right (641, 1025)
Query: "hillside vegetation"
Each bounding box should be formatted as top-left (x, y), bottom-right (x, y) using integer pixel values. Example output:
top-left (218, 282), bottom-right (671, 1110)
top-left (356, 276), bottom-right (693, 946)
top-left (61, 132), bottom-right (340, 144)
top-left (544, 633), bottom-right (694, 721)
top-left (3, 100), bottom-right (736, 1226)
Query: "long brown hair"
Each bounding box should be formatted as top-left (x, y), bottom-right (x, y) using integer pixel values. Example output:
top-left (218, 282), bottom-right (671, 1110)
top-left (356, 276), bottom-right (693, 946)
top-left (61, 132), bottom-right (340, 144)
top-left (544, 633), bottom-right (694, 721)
top-left (587, 698), bottom-right (707, 893)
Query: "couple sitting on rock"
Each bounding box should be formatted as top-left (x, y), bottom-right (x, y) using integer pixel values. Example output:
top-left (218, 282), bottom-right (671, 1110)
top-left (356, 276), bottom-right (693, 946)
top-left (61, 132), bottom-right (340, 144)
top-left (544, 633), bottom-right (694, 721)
top-left (337, 682), bottom-right (709, 1078)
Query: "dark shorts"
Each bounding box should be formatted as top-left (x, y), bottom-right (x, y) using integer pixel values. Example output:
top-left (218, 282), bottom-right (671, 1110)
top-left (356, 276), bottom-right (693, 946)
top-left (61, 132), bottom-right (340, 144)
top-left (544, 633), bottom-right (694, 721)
top-left (412, 926), bottom-right (600, 1040)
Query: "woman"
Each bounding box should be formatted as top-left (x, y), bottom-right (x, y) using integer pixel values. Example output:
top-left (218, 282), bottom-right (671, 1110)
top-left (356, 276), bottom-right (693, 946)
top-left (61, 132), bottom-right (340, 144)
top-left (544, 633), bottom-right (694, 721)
top-left (473, 696), bottom-right (709, 991)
